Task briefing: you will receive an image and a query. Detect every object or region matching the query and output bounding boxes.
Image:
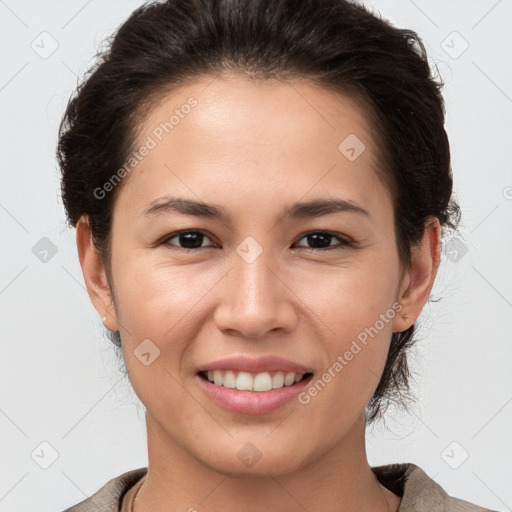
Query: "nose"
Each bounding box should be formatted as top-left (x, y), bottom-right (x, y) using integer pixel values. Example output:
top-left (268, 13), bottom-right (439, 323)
top-left (213, 247), bottom-right (298, 339)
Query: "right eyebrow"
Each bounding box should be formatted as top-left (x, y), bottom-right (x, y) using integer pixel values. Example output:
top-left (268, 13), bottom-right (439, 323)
top-left (143, 197), bottom-right (232, 222)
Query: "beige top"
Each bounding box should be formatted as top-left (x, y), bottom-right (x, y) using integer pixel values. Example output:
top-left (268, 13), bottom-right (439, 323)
top-left (62, 463), bottom-right (499, 512)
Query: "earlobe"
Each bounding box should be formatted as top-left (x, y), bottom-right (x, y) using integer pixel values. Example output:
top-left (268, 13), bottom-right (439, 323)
top-left (392, 216), bottom-right (441, 333)
top-left (76, 216), bottom-right (119, 331)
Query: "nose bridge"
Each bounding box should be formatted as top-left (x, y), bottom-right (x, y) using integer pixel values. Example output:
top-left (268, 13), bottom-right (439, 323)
top-left (232, 238), bottom-right (279, 311)
top-left (214, 237), bottom-right (297, 337)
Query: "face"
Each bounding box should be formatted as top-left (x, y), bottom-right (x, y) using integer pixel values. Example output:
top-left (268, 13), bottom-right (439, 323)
top-left (81, 74), bottom-right (430, 477)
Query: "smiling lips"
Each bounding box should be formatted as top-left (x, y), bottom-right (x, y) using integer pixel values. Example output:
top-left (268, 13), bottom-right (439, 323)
top-left (197, 355), bottom-right (314, 413)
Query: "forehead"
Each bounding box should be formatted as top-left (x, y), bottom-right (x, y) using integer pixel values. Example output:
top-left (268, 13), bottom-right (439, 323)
top-left (137, 73), bottom-right (377, 161)
top-left (117, 73), bottom-right (390, 222)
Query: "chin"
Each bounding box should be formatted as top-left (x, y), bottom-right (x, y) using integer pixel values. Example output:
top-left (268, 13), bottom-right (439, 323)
top-left (193, 433), bottom-right (311, 477)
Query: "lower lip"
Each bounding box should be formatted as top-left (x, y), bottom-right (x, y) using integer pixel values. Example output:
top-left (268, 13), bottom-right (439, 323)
top-left (196, 373), bottom-right (313, 415)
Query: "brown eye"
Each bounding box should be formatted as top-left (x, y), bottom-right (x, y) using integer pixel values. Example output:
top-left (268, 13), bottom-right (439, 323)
top-left (162, 230), bottom-right (215, 250)
top-left (294, 232), bottom-right (352, 251)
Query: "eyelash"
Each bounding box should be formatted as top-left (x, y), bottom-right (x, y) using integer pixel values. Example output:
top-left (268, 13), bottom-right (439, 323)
top-left (159, 230), bottom-right (353, 252)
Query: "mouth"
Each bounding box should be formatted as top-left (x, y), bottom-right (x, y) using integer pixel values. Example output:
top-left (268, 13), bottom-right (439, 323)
top-left (198, 370), bottom-right (314, 392)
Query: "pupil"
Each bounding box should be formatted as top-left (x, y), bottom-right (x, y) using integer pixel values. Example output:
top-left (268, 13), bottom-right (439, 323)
top-left (308, 233), bottom-right (330, 248)
top-left (180, 232), bottom-right (203, 249)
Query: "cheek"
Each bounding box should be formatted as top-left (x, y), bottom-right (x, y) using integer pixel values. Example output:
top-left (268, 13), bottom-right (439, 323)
top-left (296, 291), bottom-right (396, 433)
top-left (112, 254), bottom-right (211, 334)
top-left (292, 251), bottom-right (400, 339)
top-left (290, 256), bottom-right (399, 409)
top-left (113, 259), bottom-right (206, 417)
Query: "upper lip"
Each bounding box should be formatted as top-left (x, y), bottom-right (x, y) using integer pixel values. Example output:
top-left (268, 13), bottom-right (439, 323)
top-left (198, 355), bottom-right (313, 374)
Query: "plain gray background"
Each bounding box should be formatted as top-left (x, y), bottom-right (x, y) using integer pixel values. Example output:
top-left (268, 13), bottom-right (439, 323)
top-left (1, 0), bottom-right (511, 510)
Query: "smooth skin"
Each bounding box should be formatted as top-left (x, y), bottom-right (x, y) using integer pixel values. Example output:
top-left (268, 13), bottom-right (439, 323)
top-left (76, 73), bottom-right (441, 512)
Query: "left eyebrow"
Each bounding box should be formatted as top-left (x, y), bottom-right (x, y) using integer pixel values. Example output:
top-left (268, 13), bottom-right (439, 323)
top-left (282, 198), bottom-right (370, 219)
top-left (142, 196), bottom-right (370, 222)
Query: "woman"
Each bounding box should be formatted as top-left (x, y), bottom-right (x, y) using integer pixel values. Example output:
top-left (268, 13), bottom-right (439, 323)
top-left (57, 0), bottom-right (498, 510)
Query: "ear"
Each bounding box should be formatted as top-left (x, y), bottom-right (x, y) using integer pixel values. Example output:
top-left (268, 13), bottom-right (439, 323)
top-left (76, 216), bottom-right (119, 331)
top-left (392, 216), bottom-right (441, 333)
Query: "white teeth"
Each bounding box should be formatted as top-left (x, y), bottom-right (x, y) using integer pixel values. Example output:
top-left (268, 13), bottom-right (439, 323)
top-left (284, 372), bottom-right (296, 386)
top-left (272, 372), bottom-right (284, 388)
top-left (236, 371), bottom-right (253, 391)
top-left (213, 370), bottom-right (223, 386)
top-left (253, 372), bottom-right (272, 392)
top-left (223, 370), bottom-right (236, 388)
top-left (203, 370), bottom-right (307, 391)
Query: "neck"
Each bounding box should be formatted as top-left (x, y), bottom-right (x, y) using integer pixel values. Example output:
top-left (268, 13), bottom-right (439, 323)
top-left (134, 412), bottom-right (401, 512)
